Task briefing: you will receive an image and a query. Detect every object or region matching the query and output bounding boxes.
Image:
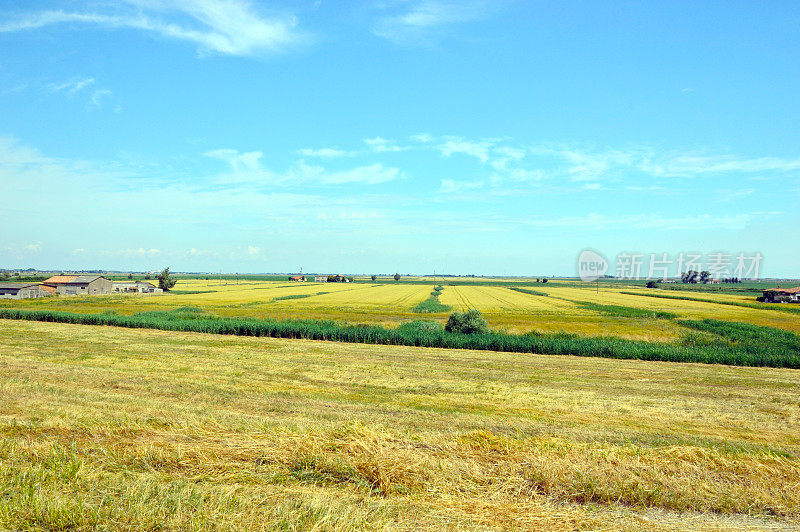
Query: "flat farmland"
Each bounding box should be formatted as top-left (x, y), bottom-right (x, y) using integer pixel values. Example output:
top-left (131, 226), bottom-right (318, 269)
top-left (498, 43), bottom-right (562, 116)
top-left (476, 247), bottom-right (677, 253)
top-left (3, 279), bottom-right (799, 341)
top-left (2, 319), bottom-right (799, 531)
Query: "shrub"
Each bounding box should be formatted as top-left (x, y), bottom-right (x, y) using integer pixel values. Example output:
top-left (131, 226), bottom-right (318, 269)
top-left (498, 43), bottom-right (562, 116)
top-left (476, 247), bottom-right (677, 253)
top-left (444, 309), bottom-right (489, 334)
top-left (646, 281), bottom-right (659, 288)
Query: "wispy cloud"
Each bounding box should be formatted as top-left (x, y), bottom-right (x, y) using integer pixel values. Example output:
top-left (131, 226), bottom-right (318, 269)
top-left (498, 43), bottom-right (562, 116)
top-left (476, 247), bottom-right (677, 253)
top-left (374, 1), bottom-right (494, 44)
top-left (90, 88), bottom-right (112, 108)
top-left (50, 77), bottom-right (95, 95)
top-left (0, 0), bottom-right (306, 57)
top-left (437, 138), bottom-right (493, 163)
top-left (205, 148), bottom-right (401, 186)
top-left (364, 137), bottom-right (407, 153)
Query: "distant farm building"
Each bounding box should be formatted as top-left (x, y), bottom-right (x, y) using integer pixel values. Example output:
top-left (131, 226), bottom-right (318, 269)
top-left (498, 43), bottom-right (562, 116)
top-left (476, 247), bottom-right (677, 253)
top-left (0, 283), bottom-right (52, 299)
top-left (289, 276), bottom-right (305, 282)
top-left (762, 287), bottom-right (800, 303)
top-left (113, 281), bottom-right (163, 294)
top-left (43, 275), bottom-right (112, 296)
top-left (314, 276), bottom-right (328, 282)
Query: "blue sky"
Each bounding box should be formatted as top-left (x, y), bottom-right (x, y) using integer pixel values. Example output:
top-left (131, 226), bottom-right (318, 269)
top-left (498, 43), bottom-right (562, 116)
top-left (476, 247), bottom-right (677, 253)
top-left (1, 1), bottom-right (799, 276)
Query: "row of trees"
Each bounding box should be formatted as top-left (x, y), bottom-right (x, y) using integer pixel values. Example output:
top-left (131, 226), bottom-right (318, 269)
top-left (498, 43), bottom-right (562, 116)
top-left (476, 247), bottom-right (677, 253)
top-left (680, 271), bottom-right (744, 284)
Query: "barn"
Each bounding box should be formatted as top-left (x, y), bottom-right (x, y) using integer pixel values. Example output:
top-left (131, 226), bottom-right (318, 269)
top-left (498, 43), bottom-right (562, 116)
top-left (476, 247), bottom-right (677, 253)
top-left (43, 275), bottom-right (113, 295)
top-left (0, 283), bottom-right (52, 299)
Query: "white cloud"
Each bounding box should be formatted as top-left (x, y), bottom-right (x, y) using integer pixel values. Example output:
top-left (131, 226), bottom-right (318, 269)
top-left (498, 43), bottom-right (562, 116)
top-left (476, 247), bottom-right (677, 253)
top-left (50, 77), bottom-right (95, 95)
top-left (0, 0), bottom-right (305, 57)
top-left (25, 243), bottom-right (41, 252)
top-left (438, 139), bottom-right (493, 163)
top-left (410, 133), bottom-right (434, 143)
top-left (205, 148), bottom-right (265, 173)
top-left (643, 154), bottom-right (800, 177)
top-left (323, 164), bottom-right (400, 185)
top-left (205, 149), bottom-right (400, 186)
top-left (374, 1), bottom-right (493, 44)
top-left (90, 89), bottom-right (112, 108)
top-left (364, 137), bottom-right (407, 153)
top-left (247, 245), bottom-right (261, 256)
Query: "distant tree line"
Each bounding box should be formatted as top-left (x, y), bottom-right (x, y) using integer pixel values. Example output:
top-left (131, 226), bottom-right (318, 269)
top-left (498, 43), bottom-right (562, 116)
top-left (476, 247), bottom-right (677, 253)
top-left (681, 270), bottom-right (744, 284)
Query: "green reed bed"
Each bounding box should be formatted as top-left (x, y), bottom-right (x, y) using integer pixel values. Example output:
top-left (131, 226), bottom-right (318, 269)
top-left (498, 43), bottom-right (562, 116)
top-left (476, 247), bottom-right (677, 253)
top-left (1, 308), bottom-right (799, 368)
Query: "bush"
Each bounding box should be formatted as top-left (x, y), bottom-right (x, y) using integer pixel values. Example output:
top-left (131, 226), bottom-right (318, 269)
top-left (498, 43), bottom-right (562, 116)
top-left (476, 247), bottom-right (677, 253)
top-left (646, 281), bottom-right (659, 288)
top-left (444, 309), bottom-right (489, 334)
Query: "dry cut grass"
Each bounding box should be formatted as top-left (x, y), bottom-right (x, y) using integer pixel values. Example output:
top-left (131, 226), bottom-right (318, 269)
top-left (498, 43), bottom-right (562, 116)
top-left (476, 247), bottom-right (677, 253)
top-left (2, 319), bottom-right (800, 530)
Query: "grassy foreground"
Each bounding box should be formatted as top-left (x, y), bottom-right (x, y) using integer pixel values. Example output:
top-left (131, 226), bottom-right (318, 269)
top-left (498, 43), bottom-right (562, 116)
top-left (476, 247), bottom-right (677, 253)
top-left (2, 319), bottom-right (800, 530)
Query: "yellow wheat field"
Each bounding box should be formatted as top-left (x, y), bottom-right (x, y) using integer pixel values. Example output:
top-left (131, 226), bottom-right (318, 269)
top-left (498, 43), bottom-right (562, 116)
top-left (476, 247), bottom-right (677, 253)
top-left (2, 278), bottom-right (798, 339)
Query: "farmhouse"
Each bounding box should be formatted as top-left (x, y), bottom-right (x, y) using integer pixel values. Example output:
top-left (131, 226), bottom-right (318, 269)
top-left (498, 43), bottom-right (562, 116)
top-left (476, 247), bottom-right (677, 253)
top-left (43, 275), bottom-right (113, 296)
top-left (314, 276), bottom-right (328, 282)
top-left (762, 287), bottom-right (800, 303)
top-left (113, 281), bottom-right (163, 294)
top-left (0, 283), bottom-right (52, 299)
top-left (289, 276), bottom-right (305, 282)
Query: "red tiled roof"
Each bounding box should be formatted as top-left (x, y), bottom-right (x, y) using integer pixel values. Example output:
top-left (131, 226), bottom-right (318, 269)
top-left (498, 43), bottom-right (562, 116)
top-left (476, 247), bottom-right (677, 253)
top-left (40, 285), bottom-right (56, 295)
top-left (43, 275), bottom-right (77, 285)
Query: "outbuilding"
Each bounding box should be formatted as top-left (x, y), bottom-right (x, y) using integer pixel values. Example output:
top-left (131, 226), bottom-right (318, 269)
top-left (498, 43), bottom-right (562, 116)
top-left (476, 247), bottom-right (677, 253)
top-left (43, 275), bottom-right (113, 296)
top-left (113, 281), bottom-right (162, 293)
top-left (0, 283), bottom-right (52, 299)
top-left (762, 287), bottom-right (800, 303)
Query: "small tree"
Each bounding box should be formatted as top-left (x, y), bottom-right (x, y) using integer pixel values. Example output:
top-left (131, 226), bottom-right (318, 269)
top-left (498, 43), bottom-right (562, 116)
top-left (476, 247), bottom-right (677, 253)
top-left (127, 273), bottom-right (133, 280)
top-left (156, 267), bottom-right (177, 291)
top-left (371, 275), bottom-right (377, 281)
top-left (445, 309), bottom-right (489, 334)
top-left (541, 277), bottom-right (548, 283)
top-left (646, 280), bottom-right (658, 288)
top-left (394, 273), bottom-right (401, 281)
top-left (699, 271), bottom-right (711, 284)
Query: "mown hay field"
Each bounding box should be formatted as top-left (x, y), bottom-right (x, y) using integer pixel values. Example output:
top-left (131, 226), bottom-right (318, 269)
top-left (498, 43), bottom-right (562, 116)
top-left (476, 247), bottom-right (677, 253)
top-left (2, 319), bottom-right (799, 531)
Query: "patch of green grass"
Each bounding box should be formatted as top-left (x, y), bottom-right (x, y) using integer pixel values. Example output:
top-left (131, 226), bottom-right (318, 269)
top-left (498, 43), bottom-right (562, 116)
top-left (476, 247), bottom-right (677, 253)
top-left (508, 287), bottom-right (549, 297)
top-left (272, 294), bottom-right (313, 301)
top-left (574, 301), bottom-right (677, 320)
top-left (413, 286), bottom-right (451, 313)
